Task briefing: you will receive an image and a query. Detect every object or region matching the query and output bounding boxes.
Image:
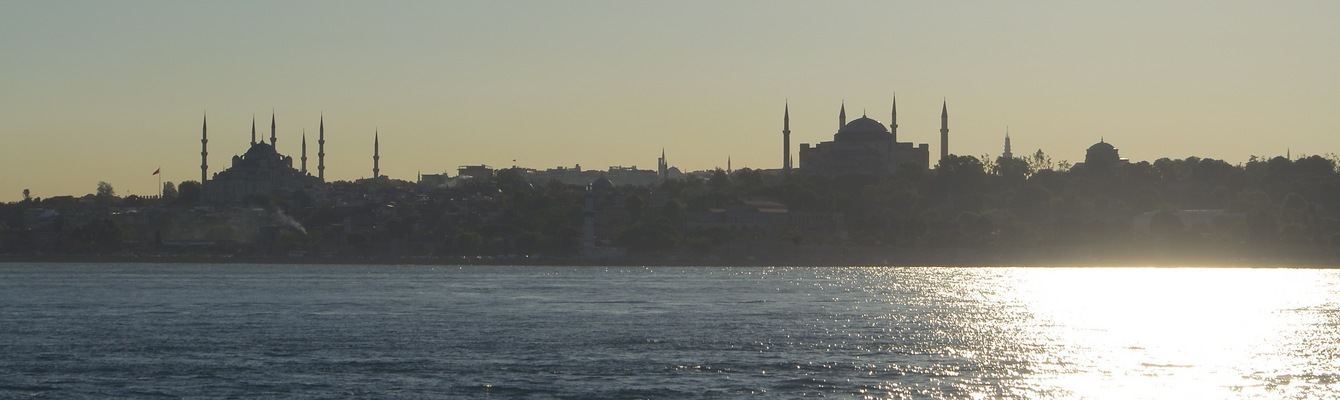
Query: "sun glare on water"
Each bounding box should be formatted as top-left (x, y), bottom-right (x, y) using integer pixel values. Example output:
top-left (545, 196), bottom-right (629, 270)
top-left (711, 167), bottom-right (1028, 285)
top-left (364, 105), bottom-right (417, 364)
top-left (998, 267), bottom-right (1339, 399)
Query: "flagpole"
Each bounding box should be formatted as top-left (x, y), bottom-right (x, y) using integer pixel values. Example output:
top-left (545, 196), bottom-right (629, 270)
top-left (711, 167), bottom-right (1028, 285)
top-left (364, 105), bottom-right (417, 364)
top-left (158, 166), bottom-right (162, 198)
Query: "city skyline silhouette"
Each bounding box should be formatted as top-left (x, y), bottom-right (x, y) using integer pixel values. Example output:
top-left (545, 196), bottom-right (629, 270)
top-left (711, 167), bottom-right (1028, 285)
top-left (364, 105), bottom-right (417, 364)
top-left (3, 1), bottom-right (1339, 200)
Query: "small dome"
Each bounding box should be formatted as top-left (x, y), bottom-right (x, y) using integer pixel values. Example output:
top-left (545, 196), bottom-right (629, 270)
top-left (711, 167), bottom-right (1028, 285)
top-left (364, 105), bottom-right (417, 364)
top-left (590, 176), bottom-right (614, 191)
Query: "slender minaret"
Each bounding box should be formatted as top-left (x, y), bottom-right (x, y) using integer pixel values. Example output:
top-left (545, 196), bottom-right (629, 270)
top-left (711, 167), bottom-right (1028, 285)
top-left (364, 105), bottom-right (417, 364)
top-left (940, 100), bottom-right (950, 163)
top-left (890, 94), bottom-right (898, 142)
top-left (782, 102), bottom-right (791, 171)
top-left (301, 129), bottom-right (308, 174)
top-left (1002, 127), bottom-right (1013, 159)
top-left (250, 115), bottom-right (256, 144)
top-left (200, 113), bottom-right (208, 183)
top-left (658, 148), bottom-right (668, 180)
top-left (372, 130), bottom-right (380, 178)
top-left (318, 114), bottom-right (326, 181)
top-left (582, 184), bottom-right (595, 256)
top-left (839, 101), bottom-right (847, 128)
top-left (270, 112), bottom-right (277, 147)
top-left (727, 156), bottom-right (732, 173)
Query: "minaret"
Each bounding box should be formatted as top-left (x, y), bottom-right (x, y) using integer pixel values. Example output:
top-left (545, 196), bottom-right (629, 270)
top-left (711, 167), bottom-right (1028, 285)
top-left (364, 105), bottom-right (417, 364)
top-left (890, 94), bottom-right (898, 142)
top-left (318, 114), bottom-right (326, 181)
top-left (301, 129), bottom-right (308, 174)
top-left (782, 101), bottom-right (792, 171)
top-left (839, 101), bottom-right (847, 128)
top-left (940, 100), bottom-right (950, 163)
top-left (727, 156), bottom-right (732, 173)
top-left (200, 113), bottom-right (208, 183)
top-left (372, 130), bottom-right (380, 178)
top-left (270, 112), bottom-right (277, 147)
top-left (250, 115), bottom-right (256, 144)
top-left (658, 148), bottom-right (668, 180)
top-left (1002, 127), bottom-right (1013, 159)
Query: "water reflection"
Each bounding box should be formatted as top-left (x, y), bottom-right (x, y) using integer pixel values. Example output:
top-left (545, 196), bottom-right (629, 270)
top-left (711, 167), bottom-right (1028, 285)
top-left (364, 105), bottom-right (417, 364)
top-left (867, 267), bottom-right (1340, 399)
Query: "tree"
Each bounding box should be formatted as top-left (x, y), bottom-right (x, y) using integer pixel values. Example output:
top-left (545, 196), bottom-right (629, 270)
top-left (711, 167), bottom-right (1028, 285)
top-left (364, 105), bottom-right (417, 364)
top-left (176, 181), bottom-right (202, 205)
top-left (935, 155), bottom-right (987, 192)
top-left (161, 182), bottom-right (178, 202)
top-left (95, 181), bottom-right (116, 202)
top-left (1027, 149), bottom-right (1054, 172)
top-left (993, 156), bottom-right (1033, 182)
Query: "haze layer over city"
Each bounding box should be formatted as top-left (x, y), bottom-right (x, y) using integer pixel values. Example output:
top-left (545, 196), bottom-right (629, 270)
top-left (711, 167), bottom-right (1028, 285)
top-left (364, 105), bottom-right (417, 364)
top-left (2, 1), bottom-right (1338, 200)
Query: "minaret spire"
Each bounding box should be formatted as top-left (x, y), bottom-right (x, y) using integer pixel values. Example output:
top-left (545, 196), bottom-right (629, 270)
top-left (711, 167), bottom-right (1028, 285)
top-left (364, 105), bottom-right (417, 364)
top-left (839, 101), bottom-right (847, 128)
top-left (373, 129), bottom-right (380, 178)
top-left (318, 113), bottom-right (326, 181)
top-left (301, 129), bottom-right (308, 174)
top-left (783, 101), bottom-right (792, 172)
top-left (658, 148), bottom-right (668, 180)
top-left (1003, 127), bottom-right (1013, 159)
top-left (890, 93), bottom-right (898, 142)
top-left (940, 99), bottom-right (950, 164)
top-left (270, 111), bottom-right (277, 147)
top-left (201, 112), bottom-right (208, 183)
top-left (250, 115), bottom-right (256, 145)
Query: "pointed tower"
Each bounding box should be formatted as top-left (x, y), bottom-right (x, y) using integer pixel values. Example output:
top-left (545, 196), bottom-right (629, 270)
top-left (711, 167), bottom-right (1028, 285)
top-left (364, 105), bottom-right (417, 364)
top-left (1002, 127), bottom-right (1013, 159)
top-left (301, 129), bottom-right (308, 174)
top-left (250, 115), bottom-right (257, 145)
top-left (940, 100), bottom-right (950, 163)
top-left (318, 114), bottom-right (326, 181)
top-left (372, 130), bottom-right (380, 178)
top-left (200, 113), bottom-right (208, 183)
top-left (270, 112), bottom-right (277, 147)
top-left (782, 101), bottom-right (792, 172)
top-left (839, 101), bottom-right (847, 129)
top-left (890, 94), bottom-right (899, 142)
top-left (658, 148), bottom-right (668, 180)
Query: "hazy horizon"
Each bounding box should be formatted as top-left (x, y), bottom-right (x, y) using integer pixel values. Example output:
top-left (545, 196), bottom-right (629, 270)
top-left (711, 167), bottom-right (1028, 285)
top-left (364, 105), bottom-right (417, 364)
top-left (3, 1), bottom-right (1339, 201)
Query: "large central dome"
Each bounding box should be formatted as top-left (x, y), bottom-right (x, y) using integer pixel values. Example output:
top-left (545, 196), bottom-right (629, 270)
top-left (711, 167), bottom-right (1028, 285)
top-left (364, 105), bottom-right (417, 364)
top-left (835, 116), bottom-right (891, 141)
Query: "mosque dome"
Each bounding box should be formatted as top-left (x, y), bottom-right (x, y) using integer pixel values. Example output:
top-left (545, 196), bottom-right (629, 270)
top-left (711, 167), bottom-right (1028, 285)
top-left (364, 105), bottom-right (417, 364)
top-left (590, 176), bottom-right (614, 192)
top-left (1087, 140), bottom-right (1115, 152)
top-left (835, 116), bottom-right (891, 141)
top-left (1085, 139), bottom-right (1121, 166)
top-left (242, 142), bottom-right (281, 160)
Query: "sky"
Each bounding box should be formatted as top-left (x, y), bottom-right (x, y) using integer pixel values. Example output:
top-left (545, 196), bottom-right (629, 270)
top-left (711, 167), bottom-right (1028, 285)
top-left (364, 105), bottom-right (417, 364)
top-left (2, 1), bottom-right (1339, 201)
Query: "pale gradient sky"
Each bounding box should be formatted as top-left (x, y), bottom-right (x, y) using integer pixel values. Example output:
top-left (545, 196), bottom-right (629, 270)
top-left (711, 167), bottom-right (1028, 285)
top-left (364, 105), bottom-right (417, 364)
top-left (3, 1), bottom-right (1338, 201)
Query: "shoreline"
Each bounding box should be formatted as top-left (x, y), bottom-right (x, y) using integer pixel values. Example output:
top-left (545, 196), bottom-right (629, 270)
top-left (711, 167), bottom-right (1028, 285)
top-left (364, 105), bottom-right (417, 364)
top-left (3, 252), bottom-right (1338, 268)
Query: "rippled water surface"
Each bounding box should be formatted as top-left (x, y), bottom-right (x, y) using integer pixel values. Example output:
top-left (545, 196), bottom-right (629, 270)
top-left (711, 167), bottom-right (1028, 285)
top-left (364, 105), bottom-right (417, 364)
top-left (1, 264), bottom-right (1338, 399)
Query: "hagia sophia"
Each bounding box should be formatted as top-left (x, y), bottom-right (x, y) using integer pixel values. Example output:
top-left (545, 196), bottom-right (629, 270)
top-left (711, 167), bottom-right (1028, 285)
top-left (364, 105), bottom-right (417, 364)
top-left (790, 96), bottom-right (939, 175)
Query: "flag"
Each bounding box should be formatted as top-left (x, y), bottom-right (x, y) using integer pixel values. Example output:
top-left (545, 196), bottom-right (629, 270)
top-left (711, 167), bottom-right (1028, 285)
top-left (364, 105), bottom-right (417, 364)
top-left (152, 167), bottom-right (160, 175)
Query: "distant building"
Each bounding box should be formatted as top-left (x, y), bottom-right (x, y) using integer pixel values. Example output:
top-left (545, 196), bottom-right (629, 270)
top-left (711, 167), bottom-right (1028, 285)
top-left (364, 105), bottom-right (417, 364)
top-left (418, 173), bottom-right (451, 188)
top-left (526, 164), bottom-right (661, 187)
top-left (203, 113), bottom-right (324, 203)
top-left (798, 97), bottom-right (933, 175)
top-left (1071, 138), bottom-right (1130, 171)
top-left (457, 165), bottom-right (495, 181)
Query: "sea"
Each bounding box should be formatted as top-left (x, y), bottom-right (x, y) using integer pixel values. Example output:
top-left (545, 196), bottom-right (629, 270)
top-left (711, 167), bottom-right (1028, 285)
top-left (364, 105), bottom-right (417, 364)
top-left (1, 263), bottom-right (1337, 399)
